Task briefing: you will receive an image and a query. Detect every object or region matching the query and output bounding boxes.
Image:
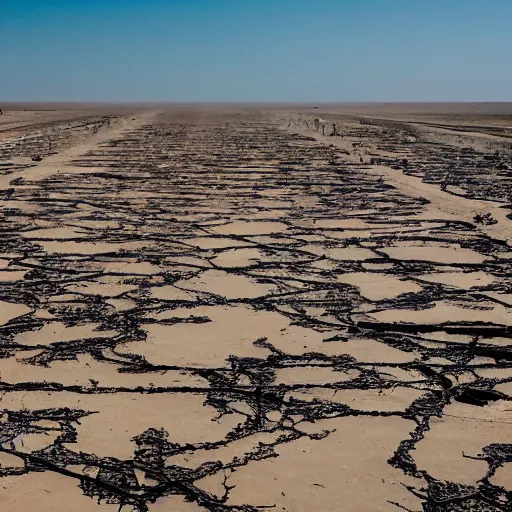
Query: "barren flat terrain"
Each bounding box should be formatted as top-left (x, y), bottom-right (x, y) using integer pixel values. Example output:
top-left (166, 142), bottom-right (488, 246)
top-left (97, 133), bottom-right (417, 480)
top-left (0, 103), bottom-right (511, 511)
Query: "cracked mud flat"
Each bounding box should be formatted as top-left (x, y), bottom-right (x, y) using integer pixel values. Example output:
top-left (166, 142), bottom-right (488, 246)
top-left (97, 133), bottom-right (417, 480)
top-left (0, 105), bottom-right (512, 511)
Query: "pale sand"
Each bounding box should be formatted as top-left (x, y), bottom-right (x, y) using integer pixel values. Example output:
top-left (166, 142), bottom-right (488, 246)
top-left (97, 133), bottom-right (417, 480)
top-left (0, 271), bottom-right (28, 281)
top-left (35, 240), bottom-right (150, 255)
top-left (0, 353), bottom-right (205, 388)
top-left (416, 271), bottom-right (497, 288)
top-left (0, 105), bottom-right (511, 511)
top-left (414, 401), bottom-right (512, 485)
top-left (274, 366), bottom-right (360, 385)
top-left (381, 246), bottom-right (488, 264)
top-left (211, 220), bottom-right (288, 236)
top-left (0, 301), bottom-right (31, 325)
top-left (22, 227), bottom-right (89, 240)
top-left (0, 472), bottom-right (117, 512)
top-left (186, 237), bottom-right (254, 249)
top-left (1, 391), bottom-right (243, 460)
top-left (210, 248), bottom-right (263, 268)
top-left (167, 431), bottom-right (283, 469)
top-left (173, 269), bottom-right (277, 299)
top-left (227, 417), bottom-right (421, 512)
top-left (370, 300), bottom-right (512, 325)
top-left (65, 276), bottom-right (139, 297)
top-left (335, 338), bottom-right (418, 364)
top-left (304, 244), bottom-right (378, 261)
top-left (119, 304), bottom-right (334, 367)
top-left (289, 387), bottom-right (424, 412)
top-left (149, 285), bottom-right (198, 301)
top-left (490, 464), bottom-right (512, 490)
top-left (12, 322), bottom-right (119, 346)
top-left (337, 272), bottom-right (422, 300)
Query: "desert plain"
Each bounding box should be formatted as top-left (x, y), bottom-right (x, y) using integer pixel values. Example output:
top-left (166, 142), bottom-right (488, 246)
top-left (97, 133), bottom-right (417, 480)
top-left (0, 102), bottom-right (511, 511)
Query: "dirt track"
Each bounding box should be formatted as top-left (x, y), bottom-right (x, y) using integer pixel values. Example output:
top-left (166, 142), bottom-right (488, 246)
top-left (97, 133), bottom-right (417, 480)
top-left (0, 106), bottom-right (511, 511)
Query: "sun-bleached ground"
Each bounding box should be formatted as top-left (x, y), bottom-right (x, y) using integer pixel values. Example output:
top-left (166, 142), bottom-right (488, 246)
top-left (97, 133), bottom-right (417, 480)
top-left (0, 103), bottom-right (511, 511)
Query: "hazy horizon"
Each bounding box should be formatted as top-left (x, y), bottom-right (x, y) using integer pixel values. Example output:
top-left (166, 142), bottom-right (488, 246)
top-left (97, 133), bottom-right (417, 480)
top-left (2, 0), bottom-right (512, 102)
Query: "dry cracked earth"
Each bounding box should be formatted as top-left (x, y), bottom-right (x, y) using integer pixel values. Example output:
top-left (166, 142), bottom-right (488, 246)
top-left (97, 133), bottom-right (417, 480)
top-left (0, 106), bottom-right (511, 511)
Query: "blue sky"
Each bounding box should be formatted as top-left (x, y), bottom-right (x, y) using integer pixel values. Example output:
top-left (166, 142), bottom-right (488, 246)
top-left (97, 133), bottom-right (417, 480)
top-left (1, 0), bottom-right (511, 102)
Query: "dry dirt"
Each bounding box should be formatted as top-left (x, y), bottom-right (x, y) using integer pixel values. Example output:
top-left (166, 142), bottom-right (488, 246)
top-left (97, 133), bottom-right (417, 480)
top-left (0, 103), bottom-right (511, 511)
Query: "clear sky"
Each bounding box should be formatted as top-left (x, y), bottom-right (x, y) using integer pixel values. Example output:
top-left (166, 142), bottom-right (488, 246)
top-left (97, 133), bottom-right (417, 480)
top-left (2, 0), bottom-right (511, 102)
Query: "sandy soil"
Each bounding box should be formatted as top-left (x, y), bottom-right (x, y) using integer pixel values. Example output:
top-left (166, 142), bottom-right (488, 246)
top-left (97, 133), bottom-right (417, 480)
top-left (0, 103), bottom-right (511, 511)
